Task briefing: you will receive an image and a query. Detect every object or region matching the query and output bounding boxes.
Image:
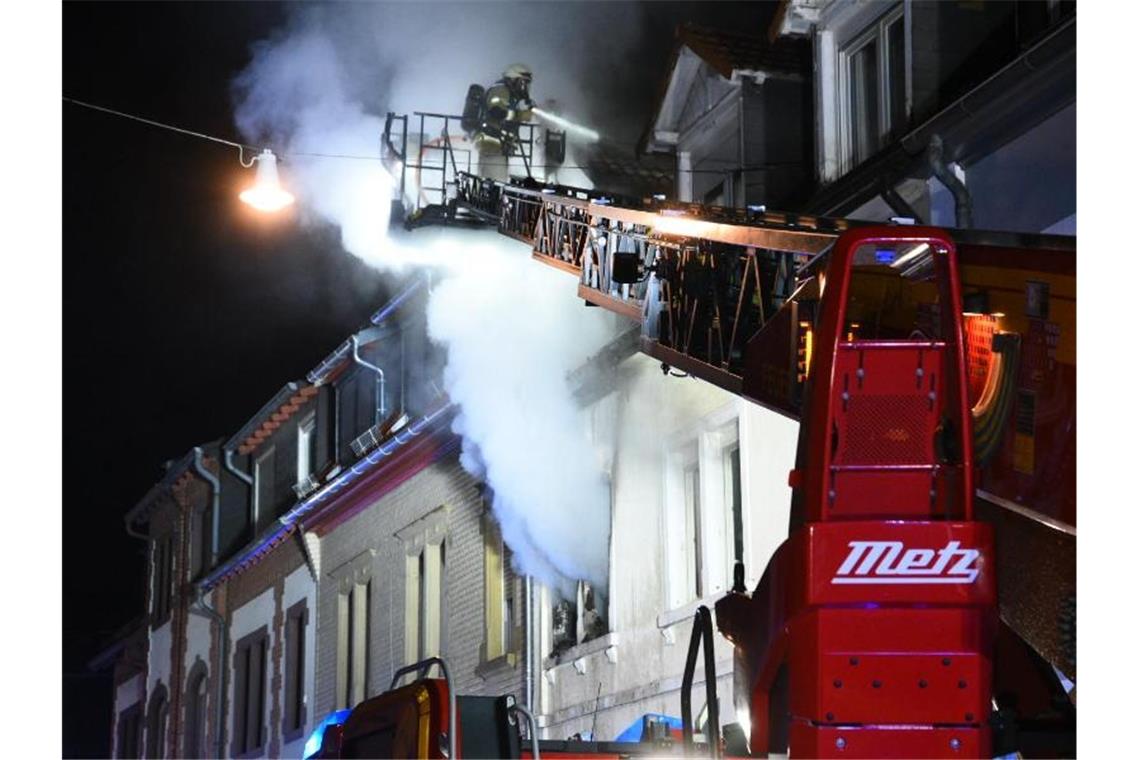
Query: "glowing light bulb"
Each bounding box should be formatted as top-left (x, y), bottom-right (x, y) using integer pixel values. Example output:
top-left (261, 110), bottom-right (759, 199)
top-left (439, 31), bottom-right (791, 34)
top-left (240, 149), bottom-right (295, 212)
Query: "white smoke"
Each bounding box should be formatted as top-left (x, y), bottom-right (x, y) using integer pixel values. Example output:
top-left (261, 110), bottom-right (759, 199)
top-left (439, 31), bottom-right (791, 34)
top-left (426, 232), bottom-right (619, 592)
top-left (231, 8), bottom-right (630, 591)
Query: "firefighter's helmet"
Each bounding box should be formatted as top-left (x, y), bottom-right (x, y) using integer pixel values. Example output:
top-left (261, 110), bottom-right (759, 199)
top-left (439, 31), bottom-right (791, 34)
top-left (503, 63), bottom-right (533, 84)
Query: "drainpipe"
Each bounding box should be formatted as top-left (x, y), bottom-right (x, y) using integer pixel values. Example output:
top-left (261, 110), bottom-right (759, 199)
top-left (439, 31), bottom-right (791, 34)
top-left (189, 588), bottom-right (228, 760)
top-left (927, 134), bottom-right (972, 228)
top-left (193, 447), bottom-right (221, 566)
top-left (223, 448), bottom-right (254, 538)
top-left (190, 447), bottom-right (228, 760)
top-left (351, 334), bottom-right (387, 423)
top-left (525, 576), bottom-right (534, 716)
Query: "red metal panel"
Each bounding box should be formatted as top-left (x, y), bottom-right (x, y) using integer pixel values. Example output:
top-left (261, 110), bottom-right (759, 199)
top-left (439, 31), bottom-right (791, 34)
top-left (789, 723), bottom-right (988, 759)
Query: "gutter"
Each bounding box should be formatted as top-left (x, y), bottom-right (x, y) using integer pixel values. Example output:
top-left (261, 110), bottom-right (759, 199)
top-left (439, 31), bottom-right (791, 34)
top-left (369, 277), bottom-right (426, 325)
top-left (307, 278), bottom-right (427, 387)
top-left (806, 15), bottom-right (1075, 216)
top-left (199, 402), bottom-right (456, 590)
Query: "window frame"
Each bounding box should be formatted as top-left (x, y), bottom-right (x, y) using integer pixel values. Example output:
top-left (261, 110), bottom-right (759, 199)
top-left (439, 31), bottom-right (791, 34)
top-left (183, 662), bottom-right (209, 759)
top-left (145, 684), bottom-right (169, 759)
top-left (117, 701), bottom-right (143, 759)
top-left (296, 413), bottom-right (316, 487)
top-left (231, 626), bottom-right (269, 758)
top-left (283, 600), bottom-right (309, 741)
top-left (663, 409), bottom-right (742, 612)
top-left (837, 4), bottom-right (907, 173)
top-left (150, 533), bottom-right (174, 627)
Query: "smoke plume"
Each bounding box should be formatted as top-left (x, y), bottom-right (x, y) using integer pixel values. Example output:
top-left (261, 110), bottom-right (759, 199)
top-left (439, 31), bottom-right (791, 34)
top-left (230, 3), bottom-right (646, 591)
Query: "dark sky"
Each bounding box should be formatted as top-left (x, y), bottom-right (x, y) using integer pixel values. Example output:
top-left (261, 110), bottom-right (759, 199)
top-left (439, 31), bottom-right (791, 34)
top-left (62, 2), bottom-right (771, 756)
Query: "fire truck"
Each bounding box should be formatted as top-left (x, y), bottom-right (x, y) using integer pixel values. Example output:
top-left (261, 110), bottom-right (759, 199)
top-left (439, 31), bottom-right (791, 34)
top-left (305, 112), bottom-right (1075, 759)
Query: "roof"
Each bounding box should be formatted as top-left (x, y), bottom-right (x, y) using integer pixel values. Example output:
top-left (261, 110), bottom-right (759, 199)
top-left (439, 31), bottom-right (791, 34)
top-left (200, 401), bottom-right (457, 590)
top-left (307, 278), bottom-right (426, 386)
top-left (677, 23), bottom-right (808, 79)
top-left (124, 443), bottom-right (217, 529)
top-left (638, 23), bottom-right (809, 156)
top-left (575, 143), bottom-right (674, 198)
top-left (223, 382), bottom-right (322, 456)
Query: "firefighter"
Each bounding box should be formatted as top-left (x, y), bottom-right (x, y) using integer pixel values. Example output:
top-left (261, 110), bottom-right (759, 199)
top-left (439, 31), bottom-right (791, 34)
top-left (463, 64), bottom-right (535, 155)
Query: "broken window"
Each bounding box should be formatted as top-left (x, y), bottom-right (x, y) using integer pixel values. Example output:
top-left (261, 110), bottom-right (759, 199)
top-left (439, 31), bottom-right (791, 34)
top-left (550, 580), bottom-right (609, 658)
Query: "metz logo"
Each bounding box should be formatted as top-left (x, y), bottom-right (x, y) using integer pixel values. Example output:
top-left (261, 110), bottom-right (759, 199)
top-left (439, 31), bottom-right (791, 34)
top-left (831, 540), bottom-right (981, 585)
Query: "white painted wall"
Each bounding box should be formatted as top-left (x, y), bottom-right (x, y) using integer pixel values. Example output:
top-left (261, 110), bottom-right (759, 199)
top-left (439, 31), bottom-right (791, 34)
top-left (111, 673), bottom-right (146, 758)
top-left (540, 353), bottom-right (798, 741)
top-left (143, 619), bottom-right (172, 755)
top-left (281, 565), bottom-right (318, 759)
top-left (227, 587), bottom-right (276, 759)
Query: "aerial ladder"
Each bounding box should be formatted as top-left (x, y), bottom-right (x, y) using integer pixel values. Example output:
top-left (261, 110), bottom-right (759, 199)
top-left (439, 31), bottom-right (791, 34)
top-left (303, 111), bottom-right (1076, 759)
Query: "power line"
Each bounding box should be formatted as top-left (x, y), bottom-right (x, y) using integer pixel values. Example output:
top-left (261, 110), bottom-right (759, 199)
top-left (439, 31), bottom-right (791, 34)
top-left (64, 97), bottom-right (259, 161)
top-left (63, 96), bottom-right (801, 174)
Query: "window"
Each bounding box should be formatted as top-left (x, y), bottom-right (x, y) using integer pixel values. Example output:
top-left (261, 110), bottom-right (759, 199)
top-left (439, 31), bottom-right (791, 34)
top-left (483, 522), bottom-right (515, 661)
top-left (839, 6), bottom-right (906, 171)
top-left (184, 665), bottom-right (208, 759)
top-left (297, 414), bottom-right (316, 486)
top-left (117, 702), bottom-right (143, 759)
top-left (684, 461), bottom-right (702, 600)
top-left (145, 684), bottom-right (168, 759)
top-left (664, 415), bottom-right (742, 609)
top-left (254, 446), bottom-right (275, 532)
top-left (151, 534), bottom-right (174, 624)
top-left (337, 583), bottom-right (370, 709)
top-left (232, 627), bottom-right (268, 756)
top-left (727, 444), bottom-right (744, 573)
top-left (406, 540), bottom-right (445, 665)
top-left (284, 601), bottom-right (308, 739)
top-left (550, 580), bottom-right (608, 658)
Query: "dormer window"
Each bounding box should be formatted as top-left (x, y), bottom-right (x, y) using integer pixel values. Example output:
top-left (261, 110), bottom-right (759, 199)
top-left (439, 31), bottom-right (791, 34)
top-left (297, 413), bottom-right (316, 486)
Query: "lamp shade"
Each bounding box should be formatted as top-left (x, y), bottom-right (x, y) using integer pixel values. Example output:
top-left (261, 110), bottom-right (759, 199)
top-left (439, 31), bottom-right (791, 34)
top-left (240, 149), bottom-right (295, 212)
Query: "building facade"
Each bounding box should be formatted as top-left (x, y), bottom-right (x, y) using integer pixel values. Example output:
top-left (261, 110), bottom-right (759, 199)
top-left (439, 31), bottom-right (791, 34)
top-left (775, 0), bottom-right (1076, 233)
top-left (534, 351), bottom-right (798, 741)
top-left (110, 281), bottom-right (547, 758)
top-left (109, 4), bottom-right (1076, 756)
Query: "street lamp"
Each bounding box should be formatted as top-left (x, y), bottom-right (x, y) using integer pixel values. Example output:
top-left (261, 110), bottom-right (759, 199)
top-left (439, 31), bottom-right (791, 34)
top-left (240, 149), bottom-right (295, 212)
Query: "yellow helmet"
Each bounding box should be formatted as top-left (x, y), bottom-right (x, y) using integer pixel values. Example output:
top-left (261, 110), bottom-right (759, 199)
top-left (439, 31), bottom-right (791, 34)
top-left (503, 63), bottom-right (533, 83)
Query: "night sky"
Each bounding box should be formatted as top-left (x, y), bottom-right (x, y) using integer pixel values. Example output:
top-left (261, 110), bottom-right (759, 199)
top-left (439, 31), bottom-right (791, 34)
top-left (61, 3), bottom-right (770, 756)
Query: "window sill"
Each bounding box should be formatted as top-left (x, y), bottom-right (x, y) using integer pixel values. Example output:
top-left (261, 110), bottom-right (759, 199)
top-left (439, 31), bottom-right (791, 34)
top-left (656, 594), bottom-right (723, 630)
top-left (475, 652), bottom-right (518, 680)
top-left (543, 632), bottom-right (619, 670)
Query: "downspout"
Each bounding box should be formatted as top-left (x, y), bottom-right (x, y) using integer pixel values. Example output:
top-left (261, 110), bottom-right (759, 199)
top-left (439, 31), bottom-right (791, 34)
top-left (525, 576), bottom-right (534, 716)
top-left (189, 589), bottom-right (228, 760)
top-left (190, 446), bottom-right (228, 760)
top-left (351, 334), bottom-right (387, 423)
top-left (193, 447), bottom-right (221, 566)
top-left (927, 134), bottom-right (972, 228)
